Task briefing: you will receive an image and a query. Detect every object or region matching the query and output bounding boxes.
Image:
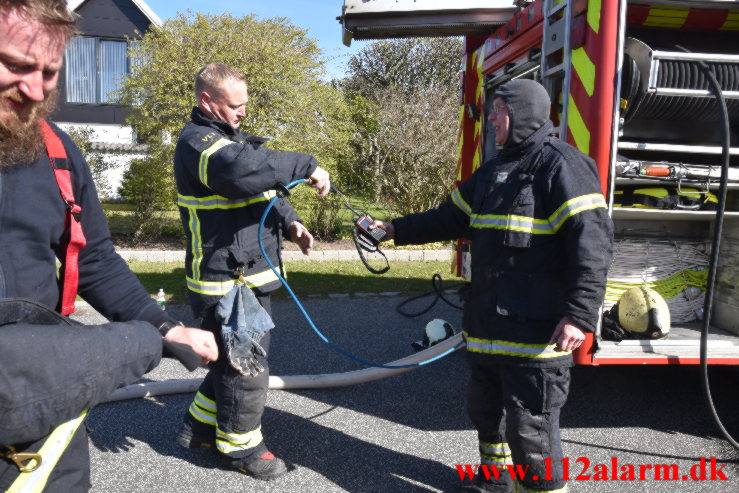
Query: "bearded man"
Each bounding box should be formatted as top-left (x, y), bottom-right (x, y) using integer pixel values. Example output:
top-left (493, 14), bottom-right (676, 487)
top-left (0, 2), bottom-right (219, 491)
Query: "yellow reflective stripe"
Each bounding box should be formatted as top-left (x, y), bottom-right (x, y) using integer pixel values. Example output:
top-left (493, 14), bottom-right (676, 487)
top-left (644, 6), bottom-right (688, 27)
top-left (177, 191), bottom-right (276, 210)
top-left (480, 441), bottom-right (513, 465)
top-left (721, 11), bottom-right (739, 30)
top-left (199, 138), bottom-right (235, 188)
top-left (187, 209), bottom-right (203, 280)
top-left (216, 426), bottom-right (263, 454)
top-left (188, 401), bottom-right (217, 426)
top-left (481, 454), bottom-right (514, 465)
top-left (451, 188), bottom-right (472, 216)
top-left (469, 194), bottom-right (605, 234)
top-left (194, 391), bottom-right (216, 412)
top-left (480, 442), bottom-right (510, 454)
top-left (7, 410), bottom-right (88, 493)
top-left (571, 47), bottom-right (595, 97)
top-left (470, 214), bottom-right (553, 234)
top-left (515, 480), bottom-right (568, 493)
top-left (186, 269), bottom-right (280, 296)
top-left (587, 0), bottom-right (601, 34)
top-left (548, 193), bottom-right (607, 233)
top-left (567, 94), bottom-right (590, 154)
top-left (465, 335), bottom-right (571, 359)
top-left (186, 277), bottom-right (235, 296)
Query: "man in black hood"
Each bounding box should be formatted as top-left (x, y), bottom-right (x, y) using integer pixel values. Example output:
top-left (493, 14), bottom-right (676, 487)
top-left (373, 79), bottom-right (613, 492)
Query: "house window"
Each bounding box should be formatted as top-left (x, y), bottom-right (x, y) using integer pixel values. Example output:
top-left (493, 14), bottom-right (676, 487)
top-left (65, 37), bottom-right (131, 104)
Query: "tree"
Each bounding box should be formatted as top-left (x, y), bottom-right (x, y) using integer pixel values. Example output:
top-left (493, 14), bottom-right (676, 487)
top-left (119, 12), bottom-right (352, 238)
top-left (344, 37), bottom-right (462, 98)
top-left (341, 38), bottom-right (462, 213)
top-left (349, 85), bottom-right (458, 216)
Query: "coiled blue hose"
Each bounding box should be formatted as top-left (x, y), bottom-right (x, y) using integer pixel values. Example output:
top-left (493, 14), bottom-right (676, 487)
top-left (257, 179), bottom-right (463, 369)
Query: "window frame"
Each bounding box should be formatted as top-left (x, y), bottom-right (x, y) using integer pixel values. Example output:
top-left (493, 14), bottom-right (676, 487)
top-left (64, 35), bottom-right (134, 105)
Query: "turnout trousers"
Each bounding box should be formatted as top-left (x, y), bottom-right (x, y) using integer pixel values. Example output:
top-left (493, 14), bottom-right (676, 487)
top-left (181, 294), bottom-right (272, 465)
top-left (467, 359), bottom-right (571, 493)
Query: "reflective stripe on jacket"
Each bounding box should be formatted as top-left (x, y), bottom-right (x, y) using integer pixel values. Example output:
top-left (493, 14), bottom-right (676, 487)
top-left (174, 108), bottom-right (317, 314)
top-left (5, 411), bottom-right (87, 493)
top-left (393, 122), bottom-right (613, 367)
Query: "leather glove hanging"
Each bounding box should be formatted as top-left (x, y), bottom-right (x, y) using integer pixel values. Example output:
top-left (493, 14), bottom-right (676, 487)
top-left (215, 283), bottom-right (274, 376)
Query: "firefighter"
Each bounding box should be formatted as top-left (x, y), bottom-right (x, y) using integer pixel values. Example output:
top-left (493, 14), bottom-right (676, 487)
top-left (0, 300), bottom-right (163, 492)
top-left (173, 63), bottom-right (330, 480)
top-left (372, 79), bottom-right (613, 492)
top-left (0, 1), bottom-right (218, 490)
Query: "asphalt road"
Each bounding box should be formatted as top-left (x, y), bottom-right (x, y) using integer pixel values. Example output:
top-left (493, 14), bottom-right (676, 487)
top-left (73, 295), bottom-right (739, 493)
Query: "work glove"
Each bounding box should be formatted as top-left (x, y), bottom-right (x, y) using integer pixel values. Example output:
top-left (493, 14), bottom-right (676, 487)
top-left (215, 284), bottom-right (274, 377)
top-left (600, 304), bottom-right (628, 342)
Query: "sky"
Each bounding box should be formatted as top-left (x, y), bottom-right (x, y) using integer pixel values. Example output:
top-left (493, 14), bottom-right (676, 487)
top-left (145, 0), bottom-right (364, 78)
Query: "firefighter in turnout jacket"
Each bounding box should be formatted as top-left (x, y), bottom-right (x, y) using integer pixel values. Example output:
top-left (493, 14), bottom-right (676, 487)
top-left (372, 79), bottom-right (613, 493)
top-left (0, 2), bottom-right (218, 491)
top-left (173, 63), bottom-right (330, 480)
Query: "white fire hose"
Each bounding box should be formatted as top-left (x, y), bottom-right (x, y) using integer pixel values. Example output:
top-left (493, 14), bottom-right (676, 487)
top-left (106, 332), bottom-right (465, 402)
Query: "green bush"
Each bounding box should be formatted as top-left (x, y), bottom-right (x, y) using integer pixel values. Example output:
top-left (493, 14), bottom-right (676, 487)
top-left (118, 149), bottom-right (177, 242)
top-left (291, 187), bottom-right (343, 240)
top-left (65, 126), bottom-right (116, 200)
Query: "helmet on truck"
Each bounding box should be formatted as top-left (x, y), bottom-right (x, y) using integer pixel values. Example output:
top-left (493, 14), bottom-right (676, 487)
top-left (617, 286), bottom-right (671, 339)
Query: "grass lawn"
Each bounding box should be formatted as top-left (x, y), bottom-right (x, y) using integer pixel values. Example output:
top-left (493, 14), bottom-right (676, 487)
top-left (128, 259), bottom-right (458, 305)
top-left (103, 201), bottom-right (446, 249)
top-left (103, 201), bottom-right (391, 242)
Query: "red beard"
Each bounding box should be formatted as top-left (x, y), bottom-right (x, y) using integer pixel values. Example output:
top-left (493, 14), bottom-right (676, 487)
top-left (0, 87), bottom-right (59, 166)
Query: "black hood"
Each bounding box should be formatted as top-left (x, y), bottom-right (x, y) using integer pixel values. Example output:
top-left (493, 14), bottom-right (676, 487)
top-left (494, 79), bottom-right (552, 147)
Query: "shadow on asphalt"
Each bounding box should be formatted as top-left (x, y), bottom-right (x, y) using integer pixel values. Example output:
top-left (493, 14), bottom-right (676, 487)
top-left (88, 392), bottom-right (463, 492)
top-left (86, 295), bottom-right (739, 492)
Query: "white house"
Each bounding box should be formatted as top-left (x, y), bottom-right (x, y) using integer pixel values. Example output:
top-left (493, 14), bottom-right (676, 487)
top-left (55, 0), bottom-right (163, 199)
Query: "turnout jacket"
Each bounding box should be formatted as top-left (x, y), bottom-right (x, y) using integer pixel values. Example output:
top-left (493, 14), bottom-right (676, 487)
top-left (393, 122), bottom-right (613, 367)
top-left (174, 108), bottom-right (318, 316)
top-left (0, 122), bottom-right (171, 328)
top-left (0, 123), bottom-right (167, 492)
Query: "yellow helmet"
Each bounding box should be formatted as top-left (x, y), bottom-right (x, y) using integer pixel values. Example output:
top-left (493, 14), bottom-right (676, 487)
top-left (617, 286), bottom-right (671, 339)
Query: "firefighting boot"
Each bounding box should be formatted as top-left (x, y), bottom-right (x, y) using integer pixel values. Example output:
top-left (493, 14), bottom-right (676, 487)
top-left (176, 420), bottom-right (215, 449)
top-left (235, 451), bottom-right (288, 481)
top-left (454, 473), bottom-right (512, 493)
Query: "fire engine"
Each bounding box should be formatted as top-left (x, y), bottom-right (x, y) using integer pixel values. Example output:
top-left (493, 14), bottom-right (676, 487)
top-left (339, 0), bottom-right (739, 365)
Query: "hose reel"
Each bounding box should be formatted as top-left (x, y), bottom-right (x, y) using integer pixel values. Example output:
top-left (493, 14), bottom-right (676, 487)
top-left (621, 37), bottom-right (739, 125)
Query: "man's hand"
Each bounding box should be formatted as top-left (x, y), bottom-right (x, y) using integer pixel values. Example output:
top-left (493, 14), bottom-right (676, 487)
top-left (370, 220), bottom-right (395, 241)
top-left (308, 166), bottom-right (331, 197)
top-left (164, 326), bottom-right (218, 365)
top-left (289, 221), bottom-right (314, 255)
top-left (549, 316), bottom-right (586, 352)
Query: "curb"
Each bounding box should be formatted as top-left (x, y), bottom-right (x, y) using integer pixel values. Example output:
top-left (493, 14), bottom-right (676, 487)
top-left (116, 249), bottom-right (451, 263)
top-left (73, 290), bottom-right (421, 313)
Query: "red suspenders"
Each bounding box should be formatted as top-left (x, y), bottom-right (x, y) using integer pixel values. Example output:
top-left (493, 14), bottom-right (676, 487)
top-left (40, 120), bottom-right (87, 316)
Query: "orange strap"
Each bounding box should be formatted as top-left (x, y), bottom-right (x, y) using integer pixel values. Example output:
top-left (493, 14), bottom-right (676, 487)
top-left (40, 120), bottom-right (87, 315)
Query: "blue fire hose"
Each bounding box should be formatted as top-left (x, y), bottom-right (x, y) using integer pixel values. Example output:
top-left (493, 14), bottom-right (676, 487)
top-left (258, 179), bottom-right (464, 369)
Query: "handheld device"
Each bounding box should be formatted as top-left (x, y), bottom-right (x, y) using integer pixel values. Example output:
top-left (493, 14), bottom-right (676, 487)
top-left (330, 185), bottom-right (390, 274)
top-left (355, 214), bottom-right (387, 246)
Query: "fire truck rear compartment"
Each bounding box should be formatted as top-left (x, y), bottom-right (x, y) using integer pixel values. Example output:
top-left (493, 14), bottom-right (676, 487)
top-left (603, 21), bottom-right (739, 364)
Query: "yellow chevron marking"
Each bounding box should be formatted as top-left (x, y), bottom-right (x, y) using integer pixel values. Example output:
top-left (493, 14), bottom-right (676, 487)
top-left (571, 47), bottom-right (596, 97)
top-left (567, 94), bottom-right (590, 155)
top-left (587, 0), bottom-right (602, 34)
